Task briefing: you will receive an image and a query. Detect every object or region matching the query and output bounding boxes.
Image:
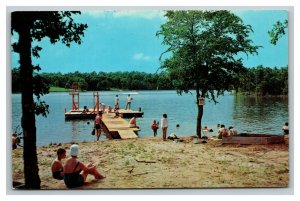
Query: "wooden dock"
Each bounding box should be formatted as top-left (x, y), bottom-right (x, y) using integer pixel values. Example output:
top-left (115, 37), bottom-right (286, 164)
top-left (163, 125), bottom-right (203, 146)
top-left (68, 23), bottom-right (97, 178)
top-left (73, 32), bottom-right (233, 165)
top-left (65, 108), bottom-right (143, 120)
top-left (118, 109), bottom-right (144, 118)
top-left (64, 110), bottom-right (96, 120)
top-left (101, 113), bottom-right (139, 139)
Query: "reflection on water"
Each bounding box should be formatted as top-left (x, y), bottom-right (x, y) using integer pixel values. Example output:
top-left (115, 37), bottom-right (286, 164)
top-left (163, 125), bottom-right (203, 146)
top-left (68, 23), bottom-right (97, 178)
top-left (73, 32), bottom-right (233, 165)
top-left (232, 96), bottom-right (288, 133)
top-left (11, 91), bottom-right (289, 146)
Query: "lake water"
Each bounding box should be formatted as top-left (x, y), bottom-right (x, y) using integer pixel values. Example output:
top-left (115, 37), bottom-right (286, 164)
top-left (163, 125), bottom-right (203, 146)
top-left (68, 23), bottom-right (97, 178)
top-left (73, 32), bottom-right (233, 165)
top-left (11, 90), bottom-right (289, 146)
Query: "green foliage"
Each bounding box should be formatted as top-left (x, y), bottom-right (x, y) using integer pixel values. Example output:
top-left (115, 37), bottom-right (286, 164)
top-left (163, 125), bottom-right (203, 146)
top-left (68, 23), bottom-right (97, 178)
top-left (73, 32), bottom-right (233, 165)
top-left (49, 86), bottom-right (69, 92)
top-left (157, 10), bottom-right (260, 137)
top-left (11, 70), bottom-right (174, 92)
top-left (11, 11), bottom-right (87, 189)
top-left (237, 66), bottom-right (288, 96)
top-left (268, 20), bottom-right (288, 45)
top-left (11, 66), bottom-right (288, 96)
top-left (157, 10), bottom-right (260, 102)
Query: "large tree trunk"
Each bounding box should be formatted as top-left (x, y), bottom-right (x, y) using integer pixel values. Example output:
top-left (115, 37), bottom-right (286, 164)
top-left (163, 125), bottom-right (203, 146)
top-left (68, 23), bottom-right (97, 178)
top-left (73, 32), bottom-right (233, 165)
top-left (196, 82), bottom-right (203, 138)
top-left (19, 23), bottom-right (41, 189)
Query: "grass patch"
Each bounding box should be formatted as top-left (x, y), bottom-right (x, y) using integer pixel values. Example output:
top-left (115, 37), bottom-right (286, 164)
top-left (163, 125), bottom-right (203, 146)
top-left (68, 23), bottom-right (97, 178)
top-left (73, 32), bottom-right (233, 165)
top-left (49, 87), bottom-right (70, 92)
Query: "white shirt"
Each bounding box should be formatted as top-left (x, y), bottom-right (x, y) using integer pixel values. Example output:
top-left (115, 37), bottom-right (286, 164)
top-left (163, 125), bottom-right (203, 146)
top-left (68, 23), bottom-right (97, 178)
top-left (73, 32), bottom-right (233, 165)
top-left (229, 128), bottom-right (238, 136)
top-left (127, 96), bottom-right (132, 103)
top-left (161, 117), bottom-right (168, 128)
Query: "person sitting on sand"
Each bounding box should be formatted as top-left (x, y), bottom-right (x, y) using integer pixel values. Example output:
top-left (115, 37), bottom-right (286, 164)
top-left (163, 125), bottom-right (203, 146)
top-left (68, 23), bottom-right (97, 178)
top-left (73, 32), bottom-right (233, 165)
top-left (51, 148), bottom-right (66, 180)
top-left (282, 122), bottom-right (289, 135)
top-left (217, 124), bottom-right (229, 139)
top-left (129, 115), bottom-right (139, 128)
top-left (12, 133), bottom-right (20, 150)
top-left (63, 144), bottom-right (105, 188)
top-left (228, 126), bottom-right (238, 136)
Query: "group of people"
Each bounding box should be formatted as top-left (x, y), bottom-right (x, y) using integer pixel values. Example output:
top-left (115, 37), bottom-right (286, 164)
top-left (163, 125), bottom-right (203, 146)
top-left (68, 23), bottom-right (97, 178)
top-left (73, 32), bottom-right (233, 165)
top-left (114, 94), bottom-right (133, 111)
top-left (51, 144), bottom-right (105, 188)
top-left (150, 113), bottom-right (168, 141)
top-left (217, 124), bottom-right (238, 139)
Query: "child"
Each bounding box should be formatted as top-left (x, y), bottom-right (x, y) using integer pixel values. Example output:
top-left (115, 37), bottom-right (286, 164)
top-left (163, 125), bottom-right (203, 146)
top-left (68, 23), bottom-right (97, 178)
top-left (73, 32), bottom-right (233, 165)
top-left (151, 120), bottom-right (159, 137)
top-left (51, 148), bottom-right (66, 180)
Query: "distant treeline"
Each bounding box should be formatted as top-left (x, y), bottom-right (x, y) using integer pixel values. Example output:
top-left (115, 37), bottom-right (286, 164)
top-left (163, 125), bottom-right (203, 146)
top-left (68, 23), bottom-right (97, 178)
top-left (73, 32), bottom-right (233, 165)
top-left (237, 65), bottom-right (288, 96)
top-left (12, 66), bottom-right (288, 96)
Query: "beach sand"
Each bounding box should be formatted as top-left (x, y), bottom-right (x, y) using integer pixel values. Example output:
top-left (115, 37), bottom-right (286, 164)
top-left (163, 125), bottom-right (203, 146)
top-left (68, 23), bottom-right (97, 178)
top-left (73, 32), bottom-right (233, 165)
top-left (12, 136), bottom-right (289, 189)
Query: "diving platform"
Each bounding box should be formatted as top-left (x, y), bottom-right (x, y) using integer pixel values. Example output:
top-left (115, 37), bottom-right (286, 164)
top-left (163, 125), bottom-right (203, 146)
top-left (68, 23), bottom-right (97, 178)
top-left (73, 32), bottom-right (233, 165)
top-left (64, 109), bottom-right (97, 120)
top-left (101, 113), bottom-right (139, 139)
top-left (64, 88), bottom-right (143, 120)
top-left (64, 109), bottom-right (143, 120)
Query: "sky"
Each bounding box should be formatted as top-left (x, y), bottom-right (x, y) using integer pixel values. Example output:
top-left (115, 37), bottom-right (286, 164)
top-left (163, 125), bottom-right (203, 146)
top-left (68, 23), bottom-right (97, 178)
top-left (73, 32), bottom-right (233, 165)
top-left (11, 9), bottom-right (289, 73)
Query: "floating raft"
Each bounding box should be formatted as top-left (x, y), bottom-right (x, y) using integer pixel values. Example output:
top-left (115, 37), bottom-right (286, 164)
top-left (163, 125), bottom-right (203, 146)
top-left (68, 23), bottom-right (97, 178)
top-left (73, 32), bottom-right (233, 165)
top-left (118, 109), bottom-right (144, 118)
top-left (222, 133), bottom-right (285, 145)
top-left (64, 108), bottom-right (143, 120)
top-left (101, 113), bottom-right (139, 139)
top-left (64, 109), bottom-right (96, 120)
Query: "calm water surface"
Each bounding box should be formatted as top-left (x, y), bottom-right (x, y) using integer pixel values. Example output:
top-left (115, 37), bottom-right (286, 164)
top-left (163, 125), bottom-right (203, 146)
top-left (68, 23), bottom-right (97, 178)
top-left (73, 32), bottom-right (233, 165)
top-left (11, 90), bottom-right (289, 146)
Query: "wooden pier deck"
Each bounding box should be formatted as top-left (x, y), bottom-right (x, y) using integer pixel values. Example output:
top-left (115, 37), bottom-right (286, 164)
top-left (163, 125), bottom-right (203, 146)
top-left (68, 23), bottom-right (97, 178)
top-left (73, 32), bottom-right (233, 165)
top-left (118, 109), bottom-right (144, 118)
top-left (65, 108), bottom-right (143, 120)
top-left (101, 113), bottom-right (139, 139)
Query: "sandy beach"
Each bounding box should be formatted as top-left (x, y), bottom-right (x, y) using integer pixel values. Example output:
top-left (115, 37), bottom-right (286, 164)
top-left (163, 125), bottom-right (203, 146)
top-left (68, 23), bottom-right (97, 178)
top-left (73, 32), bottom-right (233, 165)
top-left (12, 136), bottom-right (289, 189)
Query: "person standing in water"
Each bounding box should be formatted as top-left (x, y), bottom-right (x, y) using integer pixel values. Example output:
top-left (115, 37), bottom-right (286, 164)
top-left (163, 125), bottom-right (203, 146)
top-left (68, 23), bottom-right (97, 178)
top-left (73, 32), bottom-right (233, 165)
top-left (151, 120), bottom-right (159, 137)
top-left (115, 95), bottom-right (119, 109)
top-left (161, 114), bottom-right (168, 141)
top-left (94, 111), bottom-right (103, 141)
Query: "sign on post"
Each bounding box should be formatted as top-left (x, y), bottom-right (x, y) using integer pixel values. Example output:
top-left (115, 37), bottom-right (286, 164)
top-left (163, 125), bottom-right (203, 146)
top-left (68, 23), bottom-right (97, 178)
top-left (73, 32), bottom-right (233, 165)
top-left (198, 98), bottom-right (205, 105)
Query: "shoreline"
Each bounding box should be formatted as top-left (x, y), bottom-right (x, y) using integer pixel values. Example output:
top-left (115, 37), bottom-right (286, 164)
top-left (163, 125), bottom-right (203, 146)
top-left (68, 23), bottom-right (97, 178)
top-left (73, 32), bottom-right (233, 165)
top-left (12, 136), bottom-right (289, 189)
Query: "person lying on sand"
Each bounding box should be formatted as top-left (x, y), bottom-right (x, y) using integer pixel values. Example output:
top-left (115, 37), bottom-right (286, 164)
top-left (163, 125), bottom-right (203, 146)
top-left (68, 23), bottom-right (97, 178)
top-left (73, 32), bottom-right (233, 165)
top-left (167, 133), bottom-right (179, 140)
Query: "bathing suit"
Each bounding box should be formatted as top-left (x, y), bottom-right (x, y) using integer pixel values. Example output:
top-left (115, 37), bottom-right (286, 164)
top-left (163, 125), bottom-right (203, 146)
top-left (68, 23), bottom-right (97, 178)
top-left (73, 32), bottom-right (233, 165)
top-left (52, 170), bottom-right (63, 180)
top-left (64, 162), bottom-right (84, 188)
top-left (95, 124), bottom-right (101, 129)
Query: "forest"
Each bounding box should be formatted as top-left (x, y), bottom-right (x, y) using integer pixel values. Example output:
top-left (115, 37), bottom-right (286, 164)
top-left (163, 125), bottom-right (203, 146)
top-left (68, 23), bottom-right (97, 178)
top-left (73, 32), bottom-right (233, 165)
top-left (12, 65), bottom-right (288, 96)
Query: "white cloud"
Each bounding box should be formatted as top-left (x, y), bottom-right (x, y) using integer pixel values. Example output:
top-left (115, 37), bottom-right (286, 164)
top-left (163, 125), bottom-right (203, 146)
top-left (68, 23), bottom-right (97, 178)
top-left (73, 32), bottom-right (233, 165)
top-left (133, 53), bottom-right (151, 61)
top-left (83, 10), bottom-right (109, 18)
top-left (83, 10), bottom-right (165, 20)
top-left (113, 10), bottom-right (165, 19)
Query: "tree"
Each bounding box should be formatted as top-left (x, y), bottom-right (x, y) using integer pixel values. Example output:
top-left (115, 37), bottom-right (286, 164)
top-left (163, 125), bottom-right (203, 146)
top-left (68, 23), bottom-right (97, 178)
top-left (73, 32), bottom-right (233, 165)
top-left (268, 19), bottom-right (288, 45)
top-left (11, 11), bottom-right (87, 189)
top-left (157, 10), bottom-right (259, 138)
